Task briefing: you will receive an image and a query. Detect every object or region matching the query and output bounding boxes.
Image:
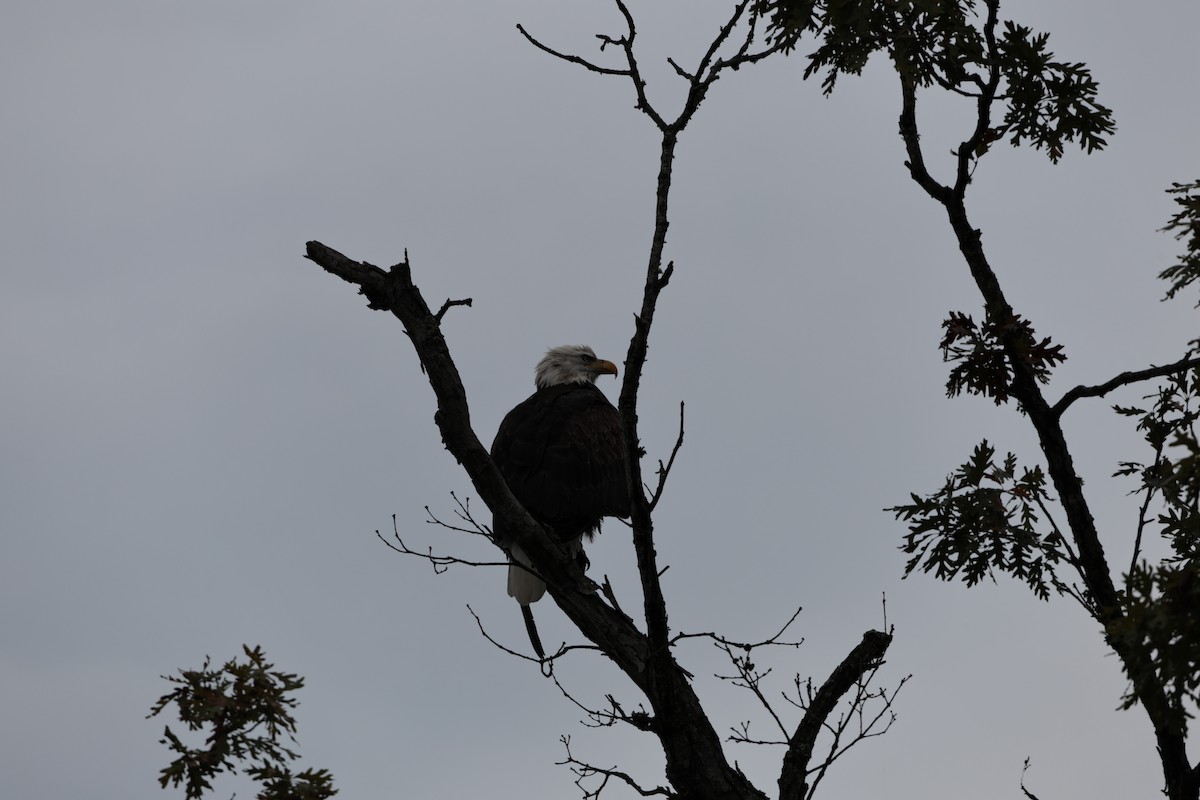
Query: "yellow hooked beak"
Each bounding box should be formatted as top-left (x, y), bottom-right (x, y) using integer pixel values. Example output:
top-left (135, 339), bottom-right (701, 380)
top-left (594, 359), bottom-right (619, 377)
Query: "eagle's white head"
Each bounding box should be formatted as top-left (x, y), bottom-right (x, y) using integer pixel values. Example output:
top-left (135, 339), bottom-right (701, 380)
top-left (535, 345), bottom-right (619, 389)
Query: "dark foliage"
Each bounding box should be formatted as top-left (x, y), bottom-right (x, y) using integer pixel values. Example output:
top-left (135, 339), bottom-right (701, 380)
top-left (1113, 562), bottom-right (1200, 724)
top-left (1159, 180), bottom-right (1200, 305)
top-left (993, 21), bottom-right (1113, 161)
top-left (758, 0), bottom-right (1115, 161)
top-left (891, 441), bottom-right (1070, 601)
top-left (1114, 351), bottom-right (1200, 563)
top-left (940, 310), bottom-right (1066, 405)
top-left (760, 0), bottom-right (1199, 796)
top-left (1110, 355), bottom-right (1200, 721)
top-left (147, 645), bottom-right (336, 800)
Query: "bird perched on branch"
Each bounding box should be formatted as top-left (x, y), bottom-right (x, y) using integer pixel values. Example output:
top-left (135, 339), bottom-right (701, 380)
top-left (490, 345), bottom-right (630, 659)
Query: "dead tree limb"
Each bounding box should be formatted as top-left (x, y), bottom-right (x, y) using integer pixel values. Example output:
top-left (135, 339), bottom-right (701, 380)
top-left (304, 240), bottom-right (766, 800)
top-left (778, 630), bottom-right (893, 800)
top-left (304, 4), bottom-right (891, 799)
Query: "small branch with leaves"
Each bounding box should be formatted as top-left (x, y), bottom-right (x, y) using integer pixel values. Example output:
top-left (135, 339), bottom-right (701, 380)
top-left (147, 645), bottom-right (337, 800)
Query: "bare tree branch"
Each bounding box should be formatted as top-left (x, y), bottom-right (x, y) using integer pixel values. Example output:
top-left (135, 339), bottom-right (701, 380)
top-left (672, 605), bottom-right (805, 650)
top-left (551, 675), bottom-right (658, 733)
top-left (716, 641), bottom-right (791, 740)
top-left (648, 401), bottom-right (685, 511)
top-left (559, 735), bottom-right (675, 799)
top-left (1052, 356), bottom-right (1200, 417)
top-left (777, 630), bottom-right (893, 800)
top-left (434, 297), bottom-right (473, 323)
top-left (600, 575), bottom-right (634, 623)
top-left (515, 23), bottom-right (632, 77)
top-left (803, 669), bottom-right (908, 798)
top-left (466, 603), bottom-right (546, 664)
top-left (1020, 758), bottom-right (1044, 800)
top-left (466, 604), bottom-right (603, 673)
top-left (425, 491), bottom-right (493, 539)
top-left (378, 515), bottom-right (507, 575)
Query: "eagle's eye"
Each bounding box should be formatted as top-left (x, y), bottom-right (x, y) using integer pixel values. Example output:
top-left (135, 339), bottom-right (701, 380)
top-left (580, 353), bottom-right (595, 363)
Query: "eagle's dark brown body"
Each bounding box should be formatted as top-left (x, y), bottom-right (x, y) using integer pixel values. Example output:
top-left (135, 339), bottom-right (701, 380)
top-left (491, 382), bottom-right (629, 546)
top-left (489, 345), bottom-right (629, 658)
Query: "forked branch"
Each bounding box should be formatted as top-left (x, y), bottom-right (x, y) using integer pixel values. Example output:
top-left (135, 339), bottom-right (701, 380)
top-left (378, 514), bottom-right (506, 575)
top-left (518, 0), bottom-right (785, 135)
top-left (648, 401), bottom-right (685, 511)
top-left (558, 735), bottom-right (674, 799)
top-left (778, 630), bottom-right (894, 800)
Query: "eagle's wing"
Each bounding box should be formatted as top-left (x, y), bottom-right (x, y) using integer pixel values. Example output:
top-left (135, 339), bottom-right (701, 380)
top-left (491, 383), bottom-right (629, 542)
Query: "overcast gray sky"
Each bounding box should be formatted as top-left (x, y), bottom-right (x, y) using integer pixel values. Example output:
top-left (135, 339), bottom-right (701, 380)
top-left (3, 1), bottom-right (1198, 798)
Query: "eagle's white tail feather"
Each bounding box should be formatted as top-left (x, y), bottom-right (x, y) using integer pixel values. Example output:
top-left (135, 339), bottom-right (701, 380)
top-left (507, 538), bottom-right (583, 605)
top-left (507, 543), bottom-right (546, 605)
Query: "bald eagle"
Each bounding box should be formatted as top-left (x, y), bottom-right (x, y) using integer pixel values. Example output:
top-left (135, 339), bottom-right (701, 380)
top-left (490, 345), bottom-right (630, 658)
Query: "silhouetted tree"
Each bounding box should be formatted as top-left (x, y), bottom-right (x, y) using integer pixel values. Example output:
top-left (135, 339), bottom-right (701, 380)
top-left (301, 4), bottom-right (903, 799)
top-left (757, 1), bottom-right (1200, 798)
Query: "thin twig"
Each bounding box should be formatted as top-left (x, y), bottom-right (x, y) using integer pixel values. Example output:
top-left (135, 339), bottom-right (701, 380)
top-left (649, 401), bottom-right (686, 511)
top-left (1020, 758), bottom-right (1044, 800)
top-left (672, 605), bottom-right (804, 650)
top-left (466, 604), bottom-right (601, 669)
top-left (1030, 494), bottom-right (1093, 612)
top-left (550, 673), bottom-right (654, 731)
top-left (558, 735), bottom-right (674, 799)
top-left (379, 516), bottom-right (508, 575)
top-left (804, 670), bottom-right (909, 798)
top-left (515, 23), bottom-right (632, 76)
top-left (1128, 450), bottom-right (1165, 587)
top-left (778, 630), bottom-right (894, 800)
top-left (425, 492), bottom-right (493, 539)
top-left (600, 575), bottom-right (633, 622)
top-left (716, 642), bottom-right (790, 739)
top-left (434, 297), bottom-right (473, 323)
